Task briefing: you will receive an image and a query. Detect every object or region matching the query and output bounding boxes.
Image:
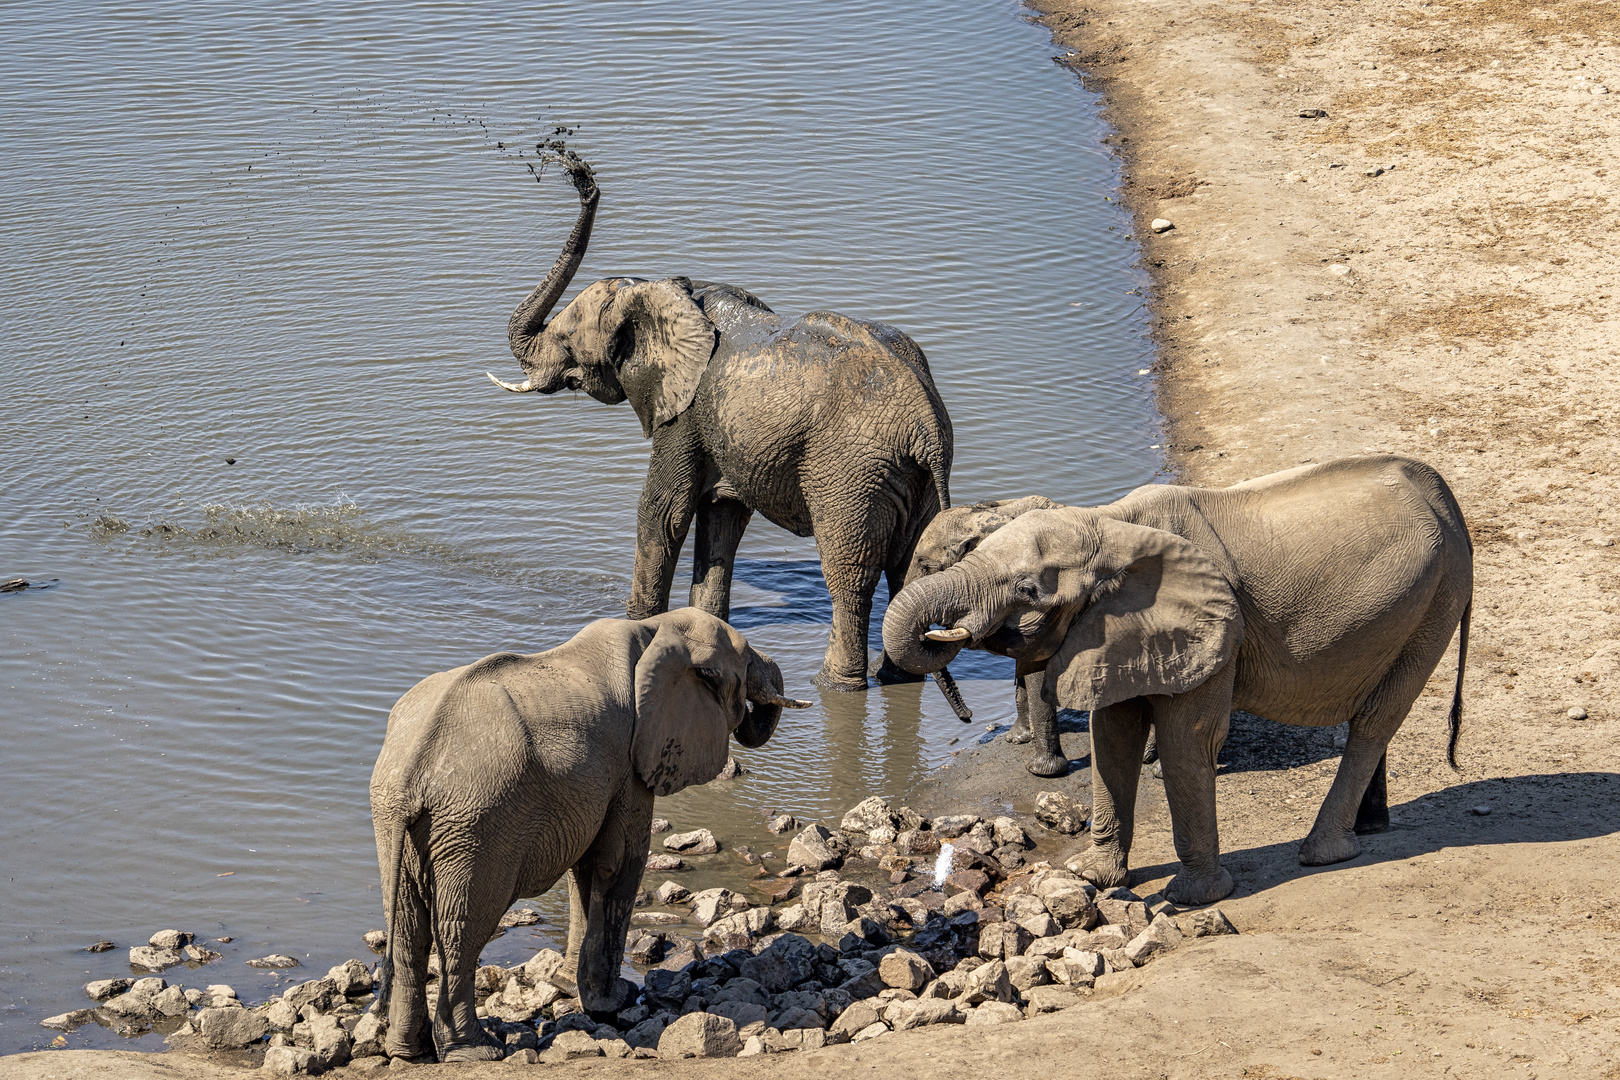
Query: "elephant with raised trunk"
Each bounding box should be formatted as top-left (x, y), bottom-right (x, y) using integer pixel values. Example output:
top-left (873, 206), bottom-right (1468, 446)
top-left (488, 146), bottom-right (959, 694)
top-left (883, 456), bottom-right (1473, 905)
top-left (370, 609), bottom-right (808, 1062)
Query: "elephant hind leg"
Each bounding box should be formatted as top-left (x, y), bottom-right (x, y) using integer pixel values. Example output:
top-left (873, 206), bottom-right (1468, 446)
top-left (428, 855), bottom-right (515, 1062)
top-left (688, 495), bottom-right (752, 620)
top-left (384, 830), bottom-right (435, 1062)
top-left (1353, 753), bottom-right (1390, 834)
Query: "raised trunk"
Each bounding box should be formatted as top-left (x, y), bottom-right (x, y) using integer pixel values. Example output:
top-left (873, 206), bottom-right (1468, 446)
top-left (880, 573), bottom-right (971, 674)
top-left (507, 161), bottom-right (600, 362)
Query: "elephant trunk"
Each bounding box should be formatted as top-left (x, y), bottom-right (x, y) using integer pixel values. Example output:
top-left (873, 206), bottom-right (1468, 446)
top-left (737, 647), bottom-right (808, 748)
top-left (507, 156), bottom-right (599, 363)
top-left (881, 569), bottom-right (978, 675)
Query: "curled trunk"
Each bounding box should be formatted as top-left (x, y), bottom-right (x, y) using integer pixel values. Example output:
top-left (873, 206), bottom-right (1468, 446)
top-left (737, 647), bottom-right (792, 747)
top-left (881, 572), bottom-right (972, 675)
top-left (507, 159), bottom-right (600, 362)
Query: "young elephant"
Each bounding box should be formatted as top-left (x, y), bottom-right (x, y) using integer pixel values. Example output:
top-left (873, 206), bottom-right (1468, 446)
top-left (882, 455), bottom-right (1472, 905)
top-left (370, 609), bottom-right (808, 1062)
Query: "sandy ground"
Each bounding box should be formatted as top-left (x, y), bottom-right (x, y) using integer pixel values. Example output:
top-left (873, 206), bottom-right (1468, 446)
top-left (8, 0), bottom-right (1619, 1076)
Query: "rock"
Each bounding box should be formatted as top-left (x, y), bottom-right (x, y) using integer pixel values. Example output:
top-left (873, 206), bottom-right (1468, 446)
top-left (625, 1016), bottom-right (668, 1049)
top-left (1100, 948), bottom-right (1135, 973)
top-left (86, 978), bottom-right (132, 1000)
top-left (1569, 707), bottom-right (1589, 720)
top-left (1024, 935), bottom-right (1067, 959)
top-left (750, 877), bottom-right (796, 903)
top-left (959, 959), bottom-right (1012, 1004)
top-left (1024, 985), bottom-right (1087, 1015)
top-left (199, 1005), bottom-right (270, 1049)
top-left (262, 1046), bottom-right (319, 1075)
top-left (646, 853), bottom-right (685, 872)
top-left (739, 934), bottom-right (818, 992)
top-left (1034, 792), bottom-right (1088, 834)
top-left (247, 954), bottom-right (301, 969)
top-left (841, 797), bottom-right (899, 835)
top-left (151, 985), bottom-right (190, 1017)
top-left (626, 930), bottom-right (666, 964)
top-left (787, 824), bottom-right (847, 871)
top-left (765, 814), bottom-right (797, 835)
top-left (657, 937), bottom-right (702, 971)
top-left (327, 959), bottom-right (373, 997)
top-left (1150, 218), bottom-right (1174, 233)
top-left (942, 890), bottom-right (983, 918)
top-left (128, 945), bottom-right (184, 971)
top-left (84, 941), bottom-right (116, 953)
top-left (351, 1010), bottom-right (386, 1057)
top-left (658, 1011), bottom-right (742, 1058)
top-left (705, 909), bottom-right (772, 950)
top-left (261, 999), bottom-right (298, 1032)
top-left (499, 907), bottom-right (543, 928)
top-left (41, 1010), bottom-right (94, 1030)
top-left (877, 948), bottom-right (934, 990)
top-left (709, 1000), bottom-right (769, 1036)
top-left (690, 888), bottom-right (750, 927)
top-left (895, 829), bottom-right (940, 856)
top-left (1471, 805), bottom-right (1492, 816)
top-left (714, 756), bottom-right (746, 780)
top-left (362, 930), bottom-right (387, 951)
top-left (943, 869), bottom-right (990, 897)
top-left (306, 1014), bottom-right (352, 1068)
top-left (830, 999), bottom-right (883, 1039)
top-left (958, 821), bottom-right (997, 854)
top-left (852, 1021), bottom-right (889, 1041)
top-left (977, 922), bottom-right (1032, 961)
top-left (966, 1000), bottom-right (1024, 1025)
top-left (1180, 907), bottom-right (1238, 938)
top-left (1330, 263), bottom-right (1354, 276)
top-left (655, 880), bottom-right (693, 905)
top-left (148, 929), bottom-right (193, 949)
top-left (1097, 898), bottom-right (1150, 938)
top-left (895, 996), bottom-right (964, 1030)
top-left (599, 1037), bottom-right (633, 1058)
top-left (992, 816), bottom-right (1030, 848)
top-left (665, 829), bottom-right (720, 855)
top-left (930, 815), bottom-right (979, 839)
top-left (650, 817), bottom-right (672, 833)
top-left (183, 944), bottom-right (222, 964)
top-left (773, 903), bottom-right (811, 932)
top-left (205, 984), bottom-right (238, 1003)
top-left (737, 1034), bottom-right (767, 1056)
top-left (1036, 879), bottom-right (1098, 930)
top-left (284, 977), bottom-right (338, 1014)
top-left (541, 1029), bottom-right (604, 1062)
top-left (633, 912), bottom-right (685, 927)
top-left (772, 1005), bottom-right (826, 1031)
top-left (1003, 955), bottom-right (1051, 992)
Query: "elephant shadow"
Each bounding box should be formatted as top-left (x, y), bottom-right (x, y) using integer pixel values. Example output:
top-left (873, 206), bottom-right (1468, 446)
top-left (1216, 710), bottom-right (1344, 775)
top-left (728, 558), bottom-right (1014, 680)
top-left (1128, 771), bottom-right (1620, 898)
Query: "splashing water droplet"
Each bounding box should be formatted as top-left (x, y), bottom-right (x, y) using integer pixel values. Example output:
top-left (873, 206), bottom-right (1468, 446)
top-left (933, 842), bottom-right (954, 887)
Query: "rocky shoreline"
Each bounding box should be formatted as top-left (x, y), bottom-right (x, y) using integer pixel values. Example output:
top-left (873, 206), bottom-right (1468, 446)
top-left (35, 794), bottom-right (1235, 1072)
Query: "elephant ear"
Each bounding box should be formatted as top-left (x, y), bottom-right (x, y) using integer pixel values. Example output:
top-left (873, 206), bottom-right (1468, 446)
top-left (631, 621), bottom-right (736, 797)
top-left (1049, 520), bottom-right (1242, 712)
top-left (612, 279), bottom-right (718, 438)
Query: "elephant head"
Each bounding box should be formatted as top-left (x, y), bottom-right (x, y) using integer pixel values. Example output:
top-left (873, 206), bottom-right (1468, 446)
top-left (882, 508), bottom-right (1244, 711)
top-left (904, 495), bottom-right (1062, 585)
top-left (488, 157), bottom-right (719, 439)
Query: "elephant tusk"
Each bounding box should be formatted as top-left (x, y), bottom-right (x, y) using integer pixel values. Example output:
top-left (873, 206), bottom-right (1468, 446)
top-left (924, 627), bottom-right (972, 642)
top-left (764, 695), bottom-right (814, 710)
top-left (486, 371), bottom-right (535, 393)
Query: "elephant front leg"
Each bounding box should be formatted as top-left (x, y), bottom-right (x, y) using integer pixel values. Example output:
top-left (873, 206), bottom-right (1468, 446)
top-left (1019, 662), bottom-right (1068, 777)
top-left (1075, 697), bottom-right (1153, 891)
top-left (573, 790), bottom-right (652, 1017)
top-left (688, 495), bottom-right (752, 620)
top-left (627, 427), bottom-right (705, 620)
top-left (1152, 677), bottom-right (1236, 906)
top-left (815, 559), bottom-right (882, 692)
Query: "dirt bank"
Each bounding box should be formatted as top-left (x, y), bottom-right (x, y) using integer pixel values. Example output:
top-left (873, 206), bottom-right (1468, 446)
top-left (7, 1), bottom-right (1618, 1077)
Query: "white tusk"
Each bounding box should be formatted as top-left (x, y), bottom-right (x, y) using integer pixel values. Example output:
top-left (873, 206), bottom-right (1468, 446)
top-left (486, 371), bottom-right (535, 393)
top-left (766, 695), bottom-right (814, 709)
top-left (924, 627), bottom-right (972, 642)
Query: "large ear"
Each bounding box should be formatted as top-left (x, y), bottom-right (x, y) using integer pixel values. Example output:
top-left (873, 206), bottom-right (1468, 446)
top-left (631, 620), bottom-right (738, 797)
top-left (1048, 520), bottom-right (1242, 711)
top-left (612, 279), bottom-right (717, 437)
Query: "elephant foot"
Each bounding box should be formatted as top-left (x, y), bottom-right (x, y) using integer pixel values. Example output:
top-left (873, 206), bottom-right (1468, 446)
top-left (441, 1043), bottom-right (505, 1063)
top-left (813, 666), bottom-right (869, 692)
top-left (1024, 751), bottom-right (1069, 777)
top-left (1142, 732), bottom-right (1159, 765)
top-left (871, 654), bottom-right (925, 685)
top-left (1072, 844), bottom-right (1129, 890)
top-left (1150, 760), bottom-right (1164, 780)
top-left (1165, 866), bottom-right (1234, 906)
top-left (384, 1044), bottom-right (435, 1065)
top-left (1005, 717), bottom-right (1033, 745)
top-left (1298, 828), bottom-right (1361, 866)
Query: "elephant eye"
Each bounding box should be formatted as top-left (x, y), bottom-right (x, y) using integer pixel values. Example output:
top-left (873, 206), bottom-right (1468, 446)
top-left (1012, 579), bottom-right (1040, 602)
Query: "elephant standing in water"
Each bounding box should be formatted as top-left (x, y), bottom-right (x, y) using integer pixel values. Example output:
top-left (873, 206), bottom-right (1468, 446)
top-left (487, 145), bottom-right (960, 695)
top-left (883, 456), bottom-right (1473, 904)
top-left (370, 609), bottom-right (807, 1062)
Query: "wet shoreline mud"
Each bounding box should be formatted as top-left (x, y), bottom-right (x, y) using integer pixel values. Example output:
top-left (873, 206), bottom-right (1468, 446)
top-left (9, 0), bottom-right (1620, 1075)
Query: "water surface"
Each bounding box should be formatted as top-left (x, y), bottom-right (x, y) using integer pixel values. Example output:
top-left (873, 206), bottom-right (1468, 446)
top-left (0, 0), bottom-right (1158, 1049)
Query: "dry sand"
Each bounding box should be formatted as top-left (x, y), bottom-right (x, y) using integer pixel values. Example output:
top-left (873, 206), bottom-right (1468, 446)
top-left (7, 0), bottom-right (1618, 1076)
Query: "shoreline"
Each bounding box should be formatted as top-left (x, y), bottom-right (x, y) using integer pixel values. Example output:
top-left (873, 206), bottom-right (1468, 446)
top-left (8, 1), bottom-right (1620, 1075)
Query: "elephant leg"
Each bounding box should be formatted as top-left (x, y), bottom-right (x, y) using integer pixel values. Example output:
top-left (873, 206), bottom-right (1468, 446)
top-left (815, 554), bottom-right (882, 692)
top-left (1075, 696), bottom-right (1153, 890)
top-left (1152, 671), bottom-right (1237, 905)
top-left (872, 565), bottom-right (925, 685)
top-left (627, 425), bottom-right (706, 620)
top-left (689, 495), bottom-right (752, 620)
top-left (429, 859), bottom-right (508, 1062)
top-left (1142, 725), bottom-right (1159, 765)
top-left (1354, 753), bottom-right (1390, 834)
top-left (1020, 662), bottom-right (1067, 777)
top-left (573, 786), bottom-right (653, 1017)
top-left (383, 850), bottom-right (435, 1062)
top-left (1006, 676), bottom-right (1033, 744)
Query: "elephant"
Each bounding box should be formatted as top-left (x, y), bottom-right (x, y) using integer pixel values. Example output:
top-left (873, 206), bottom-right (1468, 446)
top-left (881, 455), bottom-right (1473, 905)
top-left (369, 608), bottom-right (808, 1062)
top-left (486, 146), bottom-right (959, 694)
top-left (906, 495), bottom-right (1162, 776)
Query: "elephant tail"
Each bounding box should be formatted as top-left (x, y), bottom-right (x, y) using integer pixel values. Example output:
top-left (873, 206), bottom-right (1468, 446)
top-left (1446, 600), bottom-right (1471, 769)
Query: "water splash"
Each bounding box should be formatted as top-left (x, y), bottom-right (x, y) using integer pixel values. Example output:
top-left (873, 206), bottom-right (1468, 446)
top-left (933, 842), bottom-right (954, 888)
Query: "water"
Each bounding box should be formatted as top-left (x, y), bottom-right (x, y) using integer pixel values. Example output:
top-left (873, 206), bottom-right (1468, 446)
top-left (0, 0), bottom-right (1159, 1050)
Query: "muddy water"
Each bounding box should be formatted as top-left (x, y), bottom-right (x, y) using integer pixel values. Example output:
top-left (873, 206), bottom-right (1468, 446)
top-left (0, 0), bottom-right (1158, 1049)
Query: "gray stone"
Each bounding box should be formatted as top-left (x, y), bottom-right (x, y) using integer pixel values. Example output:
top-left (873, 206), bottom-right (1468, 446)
top-left (152, 985), bottom-right (191, 1017)
top-left (85, 978), bottom-right (132, 1001)
top-left (895, 996), bottom-right (964, 1029)
top-left (1023, 985), bottom-right (1087, 1015)
top-left (772, 903), bottom-right (811, 932)
top-left (646, 853), bottom-right (685, 872)
top-left (704, 908), bottom-right (772, 950)
top-left (840, 797), bottom-right (898, 835)
top-left (199, 1005), bottom-right (270, 1049)
top-left (262, 1046), bottom-right (318, 1075)
top-left (714, 756), bottom-right (746, 780)
top-left (184, 944), bottom-right (222, 964)
top-left (362, 930), bottom-right (387, 951)
top-left (787, 824), bottom-right (847, 871)
top-left (665, 829), bottom-right (720, 855)
top-left (1034, 791), bottom-right (1088, 834)
top-left (1074, 923), bottom-right (1130, 951)
top-left (852, 1021), bottom-right (889, 1041)
top-left (959, 959), bottom-right (1012, 1004)
top-left (1096, 898), bottom-right (1150, 938)
top-left (977, 922), bottom-right (1032, 961)
top-left (930, 815), bottom-right (979, 839)
top-left (542, 1029), bottom-right (605, 1062)
top-left (965, 1001), bottom-right (1025, 1025)
top-left (247, 954), bottom-right (301, 969)
top-left (148, 929), bottom-right (193, 949)
top-left (1004, 955), bottom-right (1051, 992)
top-left (1038, 878), bottom-right (1099, 930)
top-left (351, 1010), bottom-right (386, 1058)
top-left (1150, 218), bottom-right (1174, 233)
top-left (306, 1014), bottom-right (352, 1068)
top-left (765, 814), bottom-right (797, 835)
top-left (1017, 912), bottom-right (1060, 939)
top-left (326, 959), bottom-right (373, 997)
top-left (41, 1010), bottom-right (94, 1030)
top-left (650, 817), bottom-right (672, 833)
top-left (739, 934), bottom-right (818, 993)
top-left (710, 977), bottom-right (771, 1009)
top-left (943, 889), bottom-right (984, 917)
top-left (1100, 948), bottom-right (1135, 973)
top-left (878, 948), bottom-right (934, 990)
top-left (1123, 912), bottom-right (1184, 965)
top-left (625, 1016), bottom-right (668, 1049)
top-left (128, 945), bottom-right (184, 972)
top-left (655, 880), bottom-right (692, 905)
top-left (1180, 907), bottom-right (1238, 937)
top-left (521, 948), bottom-right (570, 988)
top-left (658, 1011), bottom-right (742, 1058)
top-left (599, 1037), bottom-right (633, 1058)
top-left (708, 1000), bottom-right (768, 1037)
top-left (284, 977), bottom-right (338, 1014)
top-left (690, 888), bottom-right (750, 927)
top-left (830, 1000), bottom-right (882, 1039)
top-left (992, 816), bottom-right (1030, 848)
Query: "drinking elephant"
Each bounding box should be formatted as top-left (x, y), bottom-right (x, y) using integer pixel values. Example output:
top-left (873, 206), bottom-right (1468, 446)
top-left (486, 145), bottom-right (957, 692)
top-left (370, 609), bottom-right (808, 1062)
top-left (882, 455), bottom-right (1473, 905)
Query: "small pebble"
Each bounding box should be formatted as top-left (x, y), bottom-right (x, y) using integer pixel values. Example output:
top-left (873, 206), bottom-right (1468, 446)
top-left (1470, 805), bottom-right (1491, 816)
top-left (1284, 171), bottom-right (1305, 183)
top-left (1594, 85), bottom-right (1610, 95)
top-left (1567, 707), bottom-right (1588, 721)
top-left (1298, 108), bottom-right (1328, 118)
top-left (1329, 264), bottom-right (1352, 276)
top-left (1363, 166), bottom-right (1384, 177)
top-left (1150, 218), bottom-right (1173, 233)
